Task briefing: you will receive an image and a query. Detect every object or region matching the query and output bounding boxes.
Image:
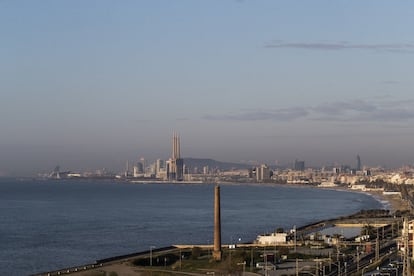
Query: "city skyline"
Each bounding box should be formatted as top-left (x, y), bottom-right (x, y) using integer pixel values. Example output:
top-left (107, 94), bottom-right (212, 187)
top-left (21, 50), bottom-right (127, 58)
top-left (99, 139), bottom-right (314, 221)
top-left (1, 1), bottom-right (414, 176)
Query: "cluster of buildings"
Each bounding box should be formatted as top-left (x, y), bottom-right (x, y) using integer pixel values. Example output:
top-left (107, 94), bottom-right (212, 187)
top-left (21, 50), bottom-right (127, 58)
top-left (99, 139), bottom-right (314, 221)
top-left (46, 133), bottom-right (414, 187)
top-left (125, 133), bottom-right (184, 181)
top-left (44, 133), bottom-right (185, 181)
top-left (272, 165), bottom-right (414, 187)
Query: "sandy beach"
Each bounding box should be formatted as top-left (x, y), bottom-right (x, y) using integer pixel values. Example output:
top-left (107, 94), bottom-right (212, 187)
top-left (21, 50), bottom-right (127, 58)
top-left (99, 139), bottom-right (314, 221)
top-left (365, 189), bottom-right (411, 213)
top-left (316, 184), bottom-right (410, 214)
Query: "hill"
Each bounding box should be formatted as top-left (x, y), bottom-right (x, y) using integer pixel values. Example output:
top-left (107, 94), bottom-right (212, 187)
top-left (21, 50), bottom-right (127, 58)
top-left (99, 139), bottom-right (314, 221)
top-left (183, 158), bottom-right (251, 171)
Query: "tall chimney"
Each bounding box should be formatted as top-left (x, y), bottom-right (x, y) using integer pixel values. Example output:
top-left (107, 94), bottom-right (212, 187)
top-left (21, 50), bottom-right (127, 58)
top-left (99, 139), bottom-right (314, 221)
top-left (213, 185), bottom-right (222, 261)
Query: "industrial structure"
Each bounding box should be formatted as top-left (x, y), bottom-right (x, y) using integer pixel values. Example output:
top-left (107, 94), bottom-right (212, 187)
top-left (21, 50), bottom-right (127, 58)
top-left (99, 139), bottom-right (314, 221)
top-left (166, 133), bottom-right (184, 181)
top-left (213, 185), bottom-right (222, 261)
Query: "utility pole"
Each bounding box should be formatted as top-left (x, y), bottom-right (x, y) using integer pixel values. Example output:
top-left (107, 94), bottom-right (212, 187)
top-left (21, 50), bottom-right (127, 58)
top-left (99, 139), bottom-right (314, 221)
top-left (356, 246), bottom-right (360, 272)
top-left (296, 258), bottom-right (299, 276)
top-left (250, 247), bottom-right (253, 272)
top-left (336, 244), bottom-right (341, 276)
top-left (294, 225), bottom-right (297, 252)
top-left (403, 218), bottom-right (411, 276)
top-left (264, 246), bottom-right (267, 276)
top-left (338, 260), bottom-right (341, 276)
top-left (329, 252), bottom-right (332, 272)
top-left (150, 246), bottom-right (155, 267)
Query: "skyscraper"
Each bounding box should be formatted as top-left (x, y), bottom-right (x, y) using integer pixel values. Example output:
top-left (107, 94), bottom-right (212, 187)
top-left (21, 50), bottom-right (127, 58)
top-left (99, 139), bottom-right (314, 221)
top-left (167, 133), bottom-right (184, 181)
top-left (356, 155), bottom-right (361, 171)
top-left (256, 164), bottom-right (270, 182)
top-left (155, 159), bottom-right (165, 174)
top-left (294, 159), bottom-right (305, 171)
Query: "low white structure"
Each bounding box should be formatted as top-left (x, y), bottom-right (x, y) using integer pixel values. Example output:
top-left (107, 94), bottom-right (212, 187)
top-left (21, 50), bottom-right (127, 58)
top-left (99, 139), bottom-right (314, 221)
top-left (350, 184), bottom-right (366, 191)
top-left (318, 181), bottom-right (337, 188)
top-left (256, 233), bottom-right (287, 245)
top-left (355, 235), bottom-right (370, 242)
top-left (383, 191), bottom-right (401, 196)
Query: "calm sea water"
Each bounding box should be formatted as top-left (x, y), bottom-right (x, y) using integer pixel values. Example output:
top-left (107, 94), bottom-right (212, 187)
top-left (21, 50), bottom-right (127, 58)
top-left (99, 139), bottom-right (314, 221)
top-left (0, 178), bottom-right (383, 275)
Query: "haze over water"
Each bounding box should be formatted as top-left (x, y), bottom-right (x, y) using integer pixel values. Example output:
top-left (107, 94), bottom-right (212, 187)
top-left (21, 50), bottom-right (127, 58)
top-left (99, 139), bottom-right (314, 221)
top-left (0, 179), bottom-right (384, 275)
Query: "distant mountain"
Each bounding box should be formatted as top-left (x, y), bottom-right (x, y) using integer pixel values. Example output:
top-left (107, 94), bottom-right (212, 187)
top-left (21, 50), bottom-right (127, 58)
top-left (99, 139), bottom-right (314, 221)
top-left (183, 158), bottom-right (251, 171)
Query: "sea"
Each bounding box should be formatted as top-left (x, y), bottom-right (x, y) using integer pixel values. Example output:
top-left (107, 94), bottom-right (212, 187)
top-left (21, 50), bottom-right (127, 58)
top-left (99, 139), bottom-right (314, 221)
top-left (0, 178), bottom-right (385, 276)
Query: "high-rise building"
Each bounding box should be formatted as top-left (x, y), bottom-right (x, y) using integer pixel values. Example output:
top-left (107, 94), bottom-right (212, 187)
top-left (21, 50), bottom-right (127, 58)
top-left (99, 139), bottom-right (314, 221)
top-left (133, 161), bottom-right (144, 177)
top-left (167, 133), bottom-right (184, 181)
top-left (156, 159), bottom-right (165, 174)
top-left (356, 155), bottom-right (361, 171)
top-left (125, 161), bottom-right (130, 177)
top-left (256, 164), bottom-right (270, 182)
top-left (294, 159), bottom-right (305, 171)
top-left (140, 157), bottom-right (146, 174)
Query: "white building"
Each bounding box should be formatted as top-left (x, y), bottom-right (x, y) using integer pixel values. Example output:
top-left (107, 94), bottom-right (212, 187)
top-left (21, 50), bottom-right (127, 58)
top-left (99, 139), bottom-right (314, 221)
top-left (350, 184), bottom-right (366, 191)
top-left (256, 233), bottom-right (287, 245)
top-left (256, 164), bottom-right (270, 182)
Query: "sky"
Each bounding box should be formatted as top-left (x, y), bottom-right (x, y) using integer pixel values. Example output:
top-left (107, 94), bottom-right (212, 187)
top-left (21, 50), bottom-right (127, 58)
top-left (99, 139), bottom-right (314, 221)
top-left (1, 1), bottom-right (414, 176)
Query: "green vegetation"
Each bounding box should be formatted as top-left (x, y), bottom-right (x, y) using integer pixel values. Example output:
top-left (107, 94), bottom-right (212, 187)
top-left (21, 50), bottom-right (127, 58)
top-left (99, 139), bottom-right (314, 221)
top-left (130, 246), bottom-right (323, 275)
top-left (131, 247), bottom-right (254, 274)
top-left (132, 253), bottom-right (180, 267)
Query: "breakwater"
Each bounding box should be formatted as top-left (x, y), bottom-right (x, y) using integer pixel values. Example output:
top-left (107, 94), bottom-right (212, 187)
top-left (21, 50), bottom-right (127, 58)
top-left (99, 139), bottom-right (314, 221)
top-left (32, 246), bottom-right (177, 276)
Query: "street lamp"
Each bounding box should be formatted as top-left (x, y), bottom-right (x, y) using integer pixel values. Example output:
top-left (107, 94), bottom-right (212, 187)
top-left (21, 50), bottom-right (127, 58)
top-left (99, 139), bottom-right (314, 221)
top-left (150, 246), bottom-right (155, 267)
top-left (250, 247), bottom-right (254, 272)
top-left (294, 225), bottom-right (297, 252)
top-left (237, 261), bottom-right (246, 276)
top-left (179, 248), bottom-right (182, 270)
top-left (327, 259), bottom-right (341, 276)
top-left (344, 262), bottom-right (347, 276)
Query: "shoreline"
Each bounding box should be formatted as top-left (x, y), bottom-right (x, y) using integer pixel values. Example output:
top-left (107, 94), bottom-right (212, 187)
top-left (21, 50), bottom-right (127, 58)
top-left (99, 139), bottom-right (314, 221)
top-left (317, 185), bottom-right (410, 214)
top-left (218, 181), bottom-right (405, 215)
top-left (32, 182), bottom-right (407, 276)
top-left (42, 206), bottom-right (401, 276)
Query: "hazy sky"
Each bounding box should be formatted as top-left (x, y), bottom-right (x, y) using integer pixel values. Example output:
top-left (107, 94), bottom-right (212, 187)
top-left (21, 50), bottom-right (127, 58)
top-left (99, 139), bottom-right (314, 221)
top-left (1, 1), bottom-right (414, 175)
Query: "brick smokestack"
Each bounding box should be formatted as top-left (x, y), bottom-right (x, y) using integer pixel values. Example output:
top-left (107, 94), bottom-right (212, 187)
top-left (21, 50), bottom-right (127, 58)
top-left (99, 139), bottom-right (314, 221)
top-left (213, 185), bottom-right (222, 261)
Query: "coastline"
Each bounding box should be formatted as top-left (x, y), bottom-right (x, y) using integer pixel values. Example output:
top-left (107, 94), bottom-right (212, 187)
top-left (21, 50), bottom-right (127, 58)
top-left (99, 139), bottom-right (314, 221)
top-left (218, 181), bottom-right (404, 214)
top-left (363, 189), bottom-right (411, 213)
top-left (317, 184), bottom-right (410, 214)
top-left (33, 182), bottom-right (407, 276)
